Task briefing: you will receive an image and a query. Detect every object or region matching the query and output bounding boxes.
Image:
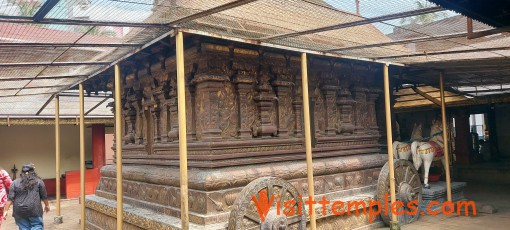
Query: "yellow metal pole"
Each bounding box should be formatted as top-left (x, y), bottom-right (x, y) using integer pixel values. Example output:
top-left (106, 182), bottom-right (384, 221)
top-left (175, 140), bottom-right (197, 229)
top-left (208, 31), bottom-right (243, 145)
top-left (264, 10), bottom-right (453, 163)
top-left (114, 64), bottom-right (124, 229)
top-left (439, 71), bottom-right (452, 202)
top-left (383, 64), bottom-right (399, 229)
top-left (301, 52), bottom-right (317, 230)
top-left (55, 95), bottom-right (61, 218)
top-left (79, 83), bottom-right (85, 230)
top-left (176, 31), bottom-right (189, 230)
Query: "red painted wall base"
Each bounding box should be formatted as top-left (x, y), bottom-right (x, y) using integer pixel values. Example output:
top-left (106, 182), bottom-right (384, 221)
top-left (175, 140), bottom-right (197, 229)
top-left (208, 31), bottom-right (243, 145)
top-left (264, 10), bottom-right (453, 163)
top-left (42, 178), bottom-right (66, 197)
top-left (65, 168), bottom-right (101, 199)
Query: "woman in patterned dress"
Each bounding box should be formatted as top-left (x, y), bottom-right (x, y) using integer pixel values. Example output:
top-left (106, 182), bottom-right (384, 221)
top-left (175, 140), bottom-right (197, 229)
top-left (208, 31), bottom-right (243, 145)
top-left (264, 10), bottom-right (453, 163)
top-left (0, 167), bottom-right (12, 229)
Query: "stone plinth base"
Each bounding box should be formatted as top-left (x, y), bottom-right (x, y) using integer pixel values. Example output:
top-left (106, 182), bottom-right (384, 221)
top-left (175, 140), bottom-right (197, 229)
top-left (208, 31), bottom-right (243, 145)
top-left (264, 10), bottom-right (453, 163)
top-left (86, 196), bottom-right (225, 230)
top-left (86, 187), bottom-right (385, 230)
top-left (85, 154), bottom-right (389, 229)
top-left (420, 181), bottom-right (467, 212)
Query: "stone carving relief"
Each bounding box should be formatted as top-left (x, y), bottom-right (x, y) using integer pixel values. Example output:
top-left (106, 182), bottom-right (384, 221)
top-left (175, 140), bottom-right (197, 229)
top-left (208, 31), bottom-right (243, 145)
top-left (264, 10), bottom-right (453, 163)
top-left (112, 43), bottom-right (382, 163)
top-left (218, 81), bottom-right (238, 138)
top-left (253, 63), bottom-right (277, 137)
top-left (233, 56), bottom-right (257, 139)
top-left (314, 83), bottom-right (326, 137)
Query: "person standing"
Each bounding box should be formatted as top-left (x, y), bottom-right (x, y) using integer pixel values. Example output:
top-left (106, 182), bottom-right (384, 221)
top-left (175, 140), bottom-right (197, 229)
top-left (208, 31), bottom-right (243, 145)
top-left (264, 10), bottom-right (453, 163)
top-left (0, 167), bottom-right (13, 230)
top-left (3, 163), bottom-right (49, 230)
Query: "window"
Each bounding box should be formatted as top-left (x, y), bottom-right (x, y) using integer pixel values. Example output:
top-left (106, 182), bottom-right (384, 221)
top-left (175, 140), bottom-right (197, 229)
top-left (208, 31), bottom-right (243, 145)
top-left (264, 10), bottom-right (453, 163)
top-left (469, 114), bottom-right (485, 140)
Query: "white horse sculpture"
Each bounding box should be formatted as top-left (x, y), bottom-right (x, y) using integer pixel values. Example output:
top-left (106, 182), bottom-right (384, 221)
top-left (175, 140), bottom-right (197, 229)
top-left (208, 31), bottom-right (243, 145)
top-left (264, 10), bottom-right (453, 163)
top-left (411, 119), bottom-right (446, 189)
top-left (392, 123), bottom-right (422, 160)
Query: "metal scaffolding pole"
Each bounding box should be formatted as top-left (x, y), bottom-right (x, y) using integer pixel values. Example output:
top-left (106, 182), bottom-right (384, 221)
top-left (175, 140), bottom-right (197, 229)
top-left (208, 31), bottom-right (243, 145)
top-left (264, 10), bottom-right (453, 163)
top-left (439, 72), bottom-right (453, 202)
top-left (301, 52), bottom-right (317, 230)
top-left (383, 64), bottom-right (400, 230)
top-left (79, 83), bottom-right (86, 230)
top-left (176, 31), bottom-right (189, 230)
top-left (54, 95), bottom-right (62, 224)
top-left (114, 64), bottom-right (124, 229)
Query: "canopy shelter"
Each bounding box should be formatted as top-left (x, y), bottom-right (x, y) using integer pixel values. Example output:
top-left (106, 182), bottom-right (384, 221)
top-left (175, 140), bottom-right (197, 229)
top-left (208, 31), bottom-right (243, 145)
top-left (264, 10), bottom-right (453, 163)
top-left (2, 1), bottom-right (510, 229)
top-left (1, 0), bottom-right (510, 118)
top-left (394, 85), bottom-right (469, 109)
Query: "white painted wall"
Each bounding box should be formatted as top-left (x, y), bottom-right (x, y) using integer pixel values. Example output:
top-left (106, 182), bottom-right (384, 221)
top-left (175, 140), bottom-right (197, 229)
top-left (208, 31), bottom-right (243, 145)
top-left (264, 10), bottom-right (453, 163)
top-left (0, 125), bottom-right (92, 179)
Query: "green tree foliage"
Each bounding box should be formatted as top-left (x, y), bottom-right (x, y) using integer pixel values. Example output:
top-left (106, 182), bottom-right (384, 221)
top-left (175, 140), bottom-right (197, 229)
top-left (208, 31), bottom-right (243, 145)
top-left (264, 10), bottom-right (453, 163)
top-left (400, 0), bottom-right (448, 25)
top-left (7, 0), bottom-right (42, 16)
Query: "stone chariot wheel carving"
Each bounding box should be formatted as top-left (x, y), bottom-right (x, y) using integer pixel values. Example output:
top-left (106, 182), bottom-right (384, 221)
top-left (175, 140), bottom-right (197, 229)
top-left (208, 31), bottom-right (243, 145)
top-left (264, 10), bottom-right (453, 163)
top-left (377, 159), bottom-right (423, 226)
top-left (228, 177), bottom-right (307, 230)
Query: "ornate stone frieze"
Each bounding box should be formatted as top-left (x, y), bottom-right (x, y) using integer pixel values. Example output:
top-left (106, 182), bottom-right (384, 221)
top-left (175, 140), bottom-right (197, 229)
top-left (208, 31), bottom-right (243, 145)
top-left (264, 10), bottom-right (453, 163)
top-left (96, 166), bottom-right (381, 218)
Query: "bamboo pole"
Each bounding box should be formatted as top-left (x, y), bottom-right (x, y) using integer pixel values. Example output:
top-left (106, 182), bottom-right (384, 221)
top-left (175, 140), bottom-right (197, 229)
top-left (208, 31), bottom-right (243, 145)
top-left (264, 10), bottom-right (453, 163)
top-left (383, 64), bottom-right (399, 229)
top-left (439, 71), bottom-right (452, 202)
top-left (176, 31), bottom-right (189, 230)
top-left (301, 52), bottom-right (317, 230)
top-left (79, 83), bottom-right (85, 230)
top-left (114, 64), bottom-right (124, 229)
top-left (55, 95), bottom-right (61, 218)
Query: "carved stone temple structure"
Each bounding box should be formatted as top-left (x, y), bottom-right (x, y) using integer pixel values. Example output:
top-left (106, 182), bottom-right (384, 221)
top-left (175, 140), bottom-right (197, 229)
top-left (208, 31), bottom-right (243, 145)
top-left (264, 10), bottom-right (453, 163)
top-left (85, 37), bottom-right (390, 229)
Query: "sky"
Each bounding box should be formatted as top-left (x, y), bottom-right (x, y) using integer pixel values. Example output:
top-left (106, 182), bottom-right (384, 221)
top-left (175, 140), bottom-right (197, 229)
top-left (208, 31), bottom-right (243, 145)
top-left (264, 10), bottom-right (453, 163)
top-left (0, 0), bottom-right (459, 35)
top-left (324, 0), bottom-right (457, 34)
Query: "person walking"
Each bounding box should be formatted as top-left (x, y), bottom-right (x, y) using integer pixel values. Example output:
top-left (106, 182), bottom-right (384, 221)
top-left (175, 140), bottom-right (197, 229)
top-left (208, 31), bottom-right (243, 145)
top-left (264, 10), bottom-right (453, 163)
top-left (3, 163), bottom-right (49, 230)
top-left (0, 167), bottom-right (13, 230)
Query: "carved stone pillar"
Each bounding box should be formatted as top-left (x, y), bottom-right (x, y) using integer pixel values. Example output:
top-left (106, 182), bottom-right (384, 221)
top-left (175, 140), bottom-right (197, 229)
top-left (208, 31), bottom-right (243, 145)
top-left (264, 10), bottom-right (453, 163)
top-left (152, 62), bottom-right (169, 143)
top-left (234, 75), bottom-right (256, 139)
top-left (157, 96), bottom-right (168, 143)
top-left (253, 68), bottom-right (277, 137)
top-left (124, 100), bottom-right (136, 144)
top-left (375, 88), bottom-right (387, 145)
top-left (151, 105), bottom-right (161, 143)
top-left (337, 85), bottom-right (355, 135)
top-left (313, 83), bottom-right (326, 137)
top-left (187, 84), bottom-right (195, 140)
top-left (135, 100), bottom-right (144, 145)
top-left (367, 88), bottom-right (381, 135)
top-left (130, 70), bottom-right (144, 145)
top-left (322, 85), bottom-right (339, 136)
top-left (150, 93), bottom-right (161, 144)
top-left (193, 74), bottom-right (229, 140)
top-left (293, 74), bottom-right (303, 137)
top-left (167, 73), bottom-right (178, 142)
top-left (352, 86), bottom-right (368, 134)
top-left (167, 97), bottom-right (178, 141)
top-left (273, 73), bottom-right (293, 138)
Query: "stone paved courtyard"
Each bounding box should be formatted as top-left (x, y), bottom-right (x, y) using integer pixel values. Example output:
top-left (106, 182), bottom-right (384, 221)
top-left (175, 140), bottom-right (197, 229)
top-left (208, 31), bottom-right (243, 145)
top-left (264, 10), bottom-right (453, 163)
top-left (2, 198), bottom-right (81, 230)
top-left (2, 182), bottom-right (508, 230)
top-left (375, 182), bottom-right (510, 230)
